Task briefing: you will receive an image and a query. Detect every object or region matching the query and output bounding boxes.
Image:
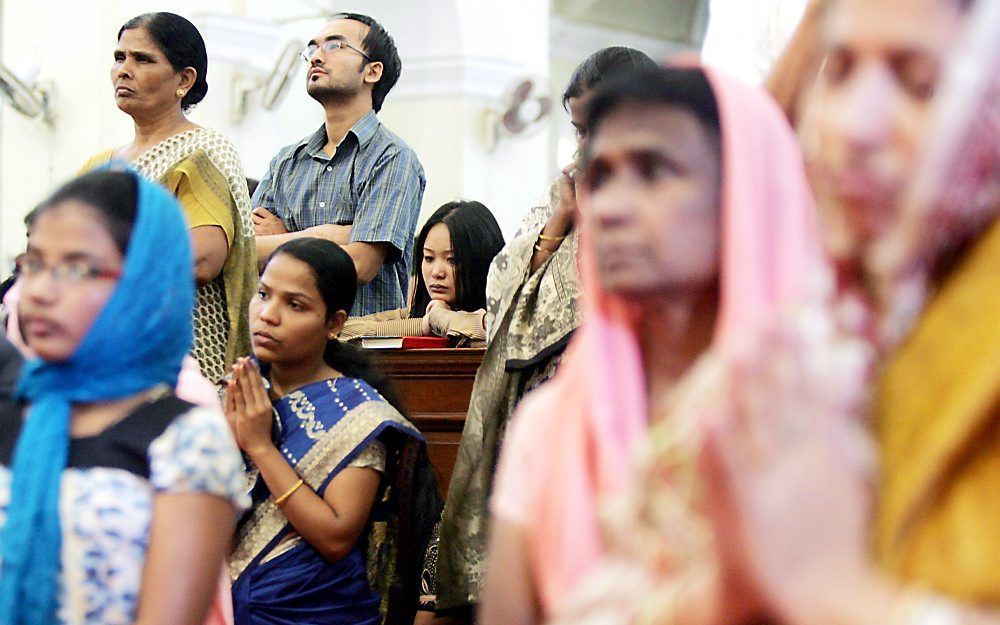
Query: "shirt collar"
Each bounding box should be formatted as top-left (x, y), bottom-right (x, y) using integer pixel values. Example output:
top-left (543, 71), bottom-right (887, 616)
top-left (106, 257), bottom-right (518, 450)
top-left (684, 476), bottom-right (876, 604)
top-left (301, 124), bottom-right (328, 156)
top-left (299, 110), bottom-right (381, 157)
top-left (349, 110), bottom-right (380, 149)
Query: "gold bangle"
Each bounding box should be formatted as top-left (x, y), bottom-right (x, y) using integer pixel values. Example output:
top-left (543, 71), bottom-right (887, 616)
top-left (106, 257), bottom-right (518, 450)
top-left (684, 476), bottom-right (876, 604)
top-left (537, 233), bottom-right (566, 242)
top-left (533, 243), bottom-right (554, 255)
top-left (274, 478), bottom-right (305, 506)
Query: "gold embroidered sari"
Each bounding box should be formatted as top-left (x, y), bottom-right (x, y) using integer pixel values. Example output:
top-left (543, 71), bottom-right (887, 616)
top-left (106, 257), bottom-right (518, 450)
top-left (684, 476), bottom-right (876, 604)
top-left (230, 377), bottom-right (426, 625)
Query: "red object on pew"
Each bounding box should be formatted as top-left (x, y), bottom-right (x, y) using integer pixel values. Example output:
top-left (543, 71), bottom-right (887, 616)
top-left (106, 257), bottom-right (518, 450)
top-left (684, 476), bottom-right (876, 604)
top-left (360, 336), bottom-right (450, 349)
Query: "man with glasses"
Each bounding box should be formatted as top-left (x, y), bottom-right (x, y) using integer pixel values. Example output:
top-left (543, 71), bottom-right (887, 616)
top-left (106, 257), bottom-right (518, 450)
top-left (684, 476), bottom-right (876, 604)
top-left (251, 12), bottom-right (425, 316)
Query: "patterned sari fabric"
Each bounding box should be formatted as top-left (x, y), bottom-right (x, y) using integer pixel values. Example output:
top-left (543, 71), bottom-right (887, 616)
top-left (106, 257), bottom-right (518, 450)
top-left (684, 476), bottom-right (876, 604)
top-left (83, 128), bottom-right (257, 383)
top-left (432, 178), bottom-right (581, 610)
top-left (230, 377), bottom-right (424, 625)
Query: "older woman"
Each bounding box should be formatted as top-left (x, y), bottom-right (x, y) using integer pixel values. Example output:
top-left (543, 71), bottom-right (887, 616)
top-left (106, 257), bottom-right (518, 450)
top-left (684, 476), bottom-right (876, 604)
top-left (83, 12), bottom-right (256, 384)
top-left (555, 1), bottom-right (1000, 625)
top-left (480, 64), bottom-right (838, 625)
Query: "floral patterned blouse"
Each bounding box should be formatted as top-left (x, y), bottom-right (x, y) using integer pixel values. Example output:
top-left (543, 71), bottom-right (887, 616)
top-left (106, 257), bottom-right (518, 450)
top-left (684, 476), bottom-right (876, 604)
top-left (0, 395), bottom-right (249, 625)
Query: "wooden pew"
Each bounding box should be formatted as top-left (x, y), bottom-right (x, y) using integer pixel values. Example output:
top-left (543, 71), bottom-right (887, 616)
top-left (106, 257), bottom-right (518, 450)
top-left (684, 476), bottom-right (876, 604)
top-left (368, 348), bottom-right (484, 498)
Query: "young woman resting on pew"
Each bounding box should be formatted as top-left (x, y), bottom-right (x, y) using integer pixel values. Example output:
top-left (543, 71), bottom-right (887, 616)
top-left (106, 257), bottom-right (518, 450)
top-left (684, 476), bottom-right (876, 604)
top-left (226, 237), bottom-right (437, 625)
top-left (340, 201), bottom-right (505, 347)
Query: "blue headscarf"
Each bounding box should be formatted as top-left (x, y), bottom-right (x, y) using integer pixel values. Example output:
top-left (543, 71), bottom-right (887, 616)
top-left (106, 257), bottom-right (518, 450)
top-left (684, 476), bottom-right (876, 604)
top-left (0, 170), bottom-right (195, 625)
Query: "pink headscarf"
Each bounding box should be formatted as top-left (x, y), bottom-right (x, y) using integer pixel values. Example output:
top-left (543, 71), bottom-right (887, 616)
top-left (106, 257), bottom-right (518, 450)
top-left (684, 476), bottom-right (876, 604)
top-left (508, 65), bottom-right (825, 612)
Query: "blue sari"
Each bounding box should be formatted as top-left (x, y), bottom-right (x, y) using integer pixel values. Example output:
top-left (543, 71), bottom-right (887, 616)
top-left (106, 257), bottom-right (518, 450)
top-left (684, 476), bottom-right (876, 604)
top-left (230, 376), bottom-right (421, 625)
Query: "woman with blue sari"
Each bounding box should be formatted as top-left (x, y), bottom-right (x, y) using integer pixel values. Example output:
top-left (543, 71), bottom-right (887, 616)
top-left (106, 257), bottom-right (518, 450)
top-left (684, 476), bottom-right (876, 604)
top-left (227, 237), bottom-right (434, 625)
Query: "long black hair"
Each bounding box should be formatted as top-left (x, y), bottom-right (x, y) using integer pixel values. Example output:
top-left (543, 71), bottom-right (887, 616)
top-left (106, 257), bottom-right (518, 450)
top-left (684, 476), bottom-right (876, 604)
top-left (118, 12), bottom-right (209, 111)
top-left (409, 200), bottom-right (505, 318)
top-left (265, 237), bottom-right (405, 413)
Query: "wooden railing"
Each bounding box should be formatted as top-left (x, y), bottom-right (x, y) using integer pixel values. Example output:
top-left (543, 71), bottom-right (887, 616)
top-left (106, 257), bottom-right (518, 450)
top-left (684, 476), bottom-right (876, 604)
top-left (368, 348), bottom-right (484, 497)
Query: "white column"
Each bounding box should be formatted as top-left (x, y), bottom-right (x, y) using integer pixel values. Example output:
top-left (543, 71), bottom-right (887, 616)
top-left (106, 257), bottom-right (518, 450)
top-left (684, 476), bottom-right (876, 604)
top-left (700, 0), bottom-right (809, 85)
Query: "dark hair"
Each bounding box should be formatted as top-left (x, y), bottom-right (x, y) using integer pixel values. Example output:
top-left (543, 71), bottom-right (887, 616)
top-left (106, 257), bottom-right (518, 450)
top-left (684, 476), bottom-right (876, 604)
top-left (330, 12), bottom-right (401, 113)
top-left (265, 238), bottom-right (405, 413)
top-left (118, 12), bottom-right (208, 111)
top-left (28, 170), bottom-right (139, 255)
top-left (584, 66), bottom-right (721, 161)
top-left (409, 201), bottom-right (505, 318)
top-left (562, 46), bottom-right (657, 110)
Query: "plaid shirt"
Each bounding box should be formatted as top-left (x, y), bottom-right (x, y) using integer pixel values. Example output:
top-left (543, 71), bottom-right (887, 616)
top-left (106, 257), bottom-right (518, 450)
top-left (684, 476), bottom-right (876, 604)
top-left (252, 111), bottom-right (425, 316)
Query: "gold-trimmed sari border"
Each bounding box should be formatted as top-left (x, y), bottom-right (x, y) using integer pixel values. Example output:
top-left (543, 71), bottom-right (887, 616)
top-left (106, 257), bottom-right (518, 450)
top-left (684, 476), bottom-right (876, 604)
top-left (230, 400), bottom-right (417, 581)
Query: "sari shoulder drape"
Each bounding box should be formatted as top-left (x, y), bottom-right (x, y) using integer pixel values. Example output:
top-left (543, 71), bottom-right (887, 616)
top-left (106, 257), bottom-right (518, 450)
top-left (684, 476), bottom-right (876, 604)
top-left (80, 150), bottom-right (114, 174)
top-left (484, 178), bottom-right (581, 363)
top-left (84, 129), bottom-right (257, 380)
top-left (133, 129), bottom-right (256, 376)
top-left (876, 217), bottom-right (1000, 602)
top-left (230, 377), bottom-right (418, 582)
top-left (166, 151), bottom-right (237, 244)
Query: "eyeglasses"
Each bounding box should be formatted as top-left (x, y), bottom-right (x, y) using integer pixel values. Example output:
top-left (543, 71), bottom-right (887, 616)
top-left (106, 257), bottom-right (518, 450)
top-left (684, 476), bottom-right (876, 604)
top-left (299, 39), bottom-right (372, 63)
top-left (12, 254), bottom-right (123, 285)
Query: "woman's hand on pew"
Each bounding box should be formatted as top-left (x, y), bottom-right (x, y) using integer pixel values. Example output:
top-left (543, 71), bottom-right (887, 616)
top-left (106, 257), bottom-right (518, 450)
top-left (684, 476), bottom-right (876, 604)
top-left (423, 299), bottom-right (453, 337)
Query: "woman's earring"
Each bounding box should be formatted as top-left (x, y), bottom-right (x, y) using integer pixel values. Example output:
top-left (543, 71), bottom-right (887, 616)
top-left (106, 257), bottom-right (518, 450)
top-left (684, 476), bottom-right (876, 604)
top-left (176, 89), bottom-right (186, 98)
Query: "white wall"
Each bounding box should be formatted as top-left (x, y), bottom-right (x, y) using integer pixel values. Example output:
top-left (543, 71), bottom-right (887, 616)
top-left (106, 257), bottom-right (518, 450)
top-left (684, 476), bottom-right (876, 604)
top-left (701, 0), bottom-right (808, 84)
top-left (0, 0), bottom-right (681, 266)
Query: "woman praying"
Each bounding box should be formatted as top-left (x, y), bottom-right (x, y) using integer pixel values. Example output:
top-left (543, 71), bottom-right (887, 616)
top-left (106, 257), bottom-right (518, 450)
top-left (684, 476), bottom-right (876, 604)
top-left (227, 237), bottom-right (435, 624)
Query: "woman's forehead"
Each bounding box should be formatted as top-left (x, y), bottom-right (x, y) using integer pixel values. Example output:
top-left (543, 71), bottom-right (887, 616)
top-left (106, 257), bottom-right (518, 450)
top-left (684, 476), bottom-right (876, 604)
top-left (28, 202), bottom-right (121, 259)
top-left (823, 0), bottom-right (961, 56)
top-left (262, 255), bottom-right (321, 297)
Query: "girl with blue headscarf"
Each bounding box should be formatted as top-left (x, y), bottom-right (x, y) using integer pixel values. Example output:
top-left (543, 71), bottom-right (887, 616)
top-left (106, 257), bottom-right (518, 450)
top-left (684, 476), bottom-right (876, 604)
top-left (0, 169), bottom-right (249, 625)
